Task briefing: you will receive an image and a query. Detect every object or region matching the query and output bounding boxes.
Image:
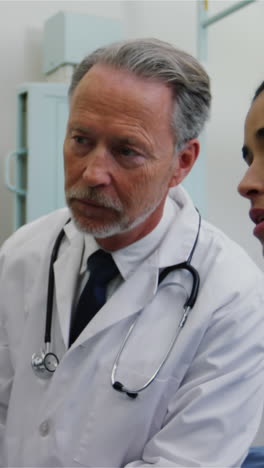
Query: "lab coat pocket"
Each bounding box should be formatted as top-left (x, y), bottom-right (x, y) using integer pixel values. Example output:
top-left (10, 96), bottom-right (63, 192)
top-left (73, 360), bottom-right (179, 467)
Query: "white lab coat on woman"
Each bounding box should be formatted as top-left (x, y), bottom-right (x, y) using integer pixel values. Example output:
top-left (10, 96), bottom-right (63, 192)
top-left (0, 186), bottom-right (264, 467)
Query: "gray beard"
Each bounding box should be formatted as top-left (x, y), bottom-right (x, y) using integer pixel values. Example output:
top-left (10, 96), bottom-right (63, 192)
top-left (68, 195), bottom-right (162, 239)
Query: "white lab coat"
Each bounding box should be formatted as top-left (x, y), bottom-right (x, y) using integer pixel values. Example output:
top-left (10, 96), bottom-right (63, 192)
top-left (0, 186), bottom-right (264, 467)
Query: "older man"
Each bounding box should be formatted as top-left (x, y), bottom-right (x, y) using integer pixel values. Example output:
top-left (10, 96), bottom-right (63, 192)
top-left (0, 38), bottom-right (264, 467)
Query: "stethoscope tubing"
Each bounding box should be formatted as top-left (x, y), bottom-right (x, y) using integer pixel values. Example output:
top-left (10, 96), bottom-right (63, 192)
top-left (111, 303), bottom-right (192, 398)
top-left (111, 214), bottom-right (201, 398)
top-left (158, 262), bottom-right (200, 309)
top-left (32, 211), bottom-right (201, 390)
top-left (45, 225), bottom-right (68, 344)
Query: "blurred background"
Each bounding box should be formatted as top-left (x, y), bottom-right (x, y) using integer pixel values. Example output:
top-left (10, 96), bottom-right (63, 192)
top-left (0, 0), bottom-right (263, 269)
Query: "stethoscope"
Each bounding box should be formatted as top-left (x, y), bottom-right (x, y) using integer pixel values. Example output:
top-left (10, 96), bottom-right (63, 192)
top-left (32, 212), bottom-right (201, 398)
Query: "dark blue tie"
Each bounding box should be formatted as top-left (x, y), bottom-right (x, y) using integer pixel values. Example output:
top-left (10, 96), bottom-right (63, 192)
top-left (69, 249), bottom-right (119, 346)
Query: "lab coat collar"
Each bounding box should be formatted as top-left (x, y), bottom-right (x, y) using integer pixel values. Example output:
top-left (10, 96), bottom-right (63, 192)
top-left (111, 194), bottom-right (180, 280)
top-left (62, 185), bottom-right (199, 270)
top-left (54, 221), bottom-right (158, 347)
top-left (71, 263), bottom-right (158, 348)
top-left (157, 185), bottom-right (200, 268)
top-left (54, 185), bottom-right (200, 348)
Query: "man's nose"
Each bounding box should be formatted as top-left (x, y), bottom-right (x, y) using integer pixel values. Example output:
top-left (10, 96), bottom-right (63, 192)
top-left (82, 146), bottom-right (112, 187)
top-left (238, 165), bottom-right (264, 199)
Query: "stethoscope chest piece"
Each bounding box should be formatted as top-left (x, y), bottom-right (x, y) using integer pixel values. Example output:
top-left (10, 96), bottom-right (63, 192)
top-left (31, 350), bottom-right (59, 378)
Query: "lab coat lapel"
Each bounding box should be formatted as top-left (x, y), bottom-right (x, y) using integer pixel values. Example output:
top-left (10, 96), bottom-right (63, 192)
top-left (53, 225), bottom-right (158, 349)
top-left (55, 186), bottom-right (199, 348)
top-left (71, 262), bottom-right (158, 348)
top-left (158, 187), bottom-right (200, 268)
top-left (53, 228), bottom-right (84, 347)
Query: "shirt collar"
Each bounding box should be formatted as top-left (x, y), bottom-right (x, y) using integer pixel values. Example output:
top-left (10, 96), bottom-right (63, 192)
top-left (67, 185), bottom-right (199, 279)
top-left (78, 196), bottom-right (177, 279)
top-left (80, 237), bottom-right (100, 275)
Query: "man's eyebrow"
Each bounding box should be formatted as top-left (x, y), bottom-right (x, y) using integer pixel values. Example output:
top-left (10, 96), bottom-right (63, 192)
top-left (69, 125), bottom-right (93, 135)
top-left (116, 136), bottom-right (138, 145)
top-left (114, 136), bottom-right (150, 153)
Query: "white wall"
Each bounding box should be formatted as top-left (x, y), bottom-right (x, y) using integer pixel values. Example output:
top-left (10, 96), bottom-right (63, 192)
top-left (0, 0), bottom-right (125, 244)
top-left (206, 0), bottom-right (264, 270)
top-left (0, 0), bottom-right (263, 269)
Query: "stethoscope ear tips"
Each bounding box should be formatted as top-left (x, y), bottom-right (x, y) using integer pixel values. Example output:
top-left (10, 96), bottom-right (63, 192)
top-left (112, 381), bottom-right (138, 399)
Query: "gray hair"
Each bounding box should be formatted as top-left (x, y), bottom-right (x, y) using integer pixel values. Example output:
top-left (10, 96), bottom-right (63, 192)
top-left (69, 38), bottom-right (211, 152)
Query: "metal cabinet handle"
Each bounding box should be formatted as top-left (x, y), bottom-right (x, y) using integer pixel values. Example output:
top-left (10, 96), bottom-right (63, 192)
top-left (5, 149), bottom-right (27, 196)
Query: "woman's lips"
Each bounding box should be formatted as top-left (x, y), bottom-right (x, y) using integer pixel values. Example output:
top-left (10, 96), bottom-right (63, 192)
top-left (250, 209), bottom-right (264, 238)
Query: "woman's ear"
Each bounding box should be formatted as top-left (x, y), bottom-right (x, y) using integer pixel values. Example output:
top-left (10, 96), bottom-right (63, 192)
top-left (169, 139), bottom-right (200, 188)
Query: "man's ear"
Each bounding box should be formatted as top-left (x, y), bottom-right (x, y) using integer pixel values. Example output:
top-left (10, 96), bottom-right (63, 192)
top-left (169, 139), bottom-right (200, 188)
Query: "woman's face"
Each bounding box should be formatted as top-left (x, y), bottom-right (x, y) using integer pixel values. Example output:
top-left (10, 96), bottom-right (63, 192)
top-left (238, 91), bottom-right (264, 248)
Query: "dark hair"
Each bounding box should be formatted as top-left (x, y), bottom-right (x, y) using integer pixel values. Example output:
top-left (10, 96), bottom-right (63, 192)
top-left (253, 81), bottom-right (264, 102)
top-left (69, 38), bottom-right (211, 152)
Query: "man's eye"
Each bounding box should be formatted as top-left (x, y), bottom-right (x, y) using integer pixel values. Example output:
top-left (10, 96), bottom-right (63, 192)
top-left (73, 136), bottom-right (89, 145)
top-left (118, 147), bottom-right (139, 157)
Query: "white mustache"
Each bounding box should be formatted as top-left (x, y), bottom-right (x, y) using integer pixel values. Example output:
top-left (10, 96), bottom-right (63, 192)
top-left (66, 186), bottom-right (123, 212)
